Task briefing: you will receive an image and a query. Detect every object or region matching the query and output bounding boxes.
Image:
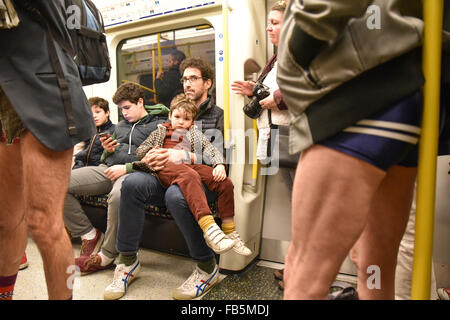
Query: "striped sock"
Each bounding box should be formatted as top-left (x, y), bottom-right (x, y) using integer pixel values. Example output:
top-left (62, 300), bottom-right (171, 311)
top-left (198, 215), bottom-right (216, 233)
top-left (0, 274), bottom-right (17, 300)
top-left (221, 221), bottom-right (235, 235)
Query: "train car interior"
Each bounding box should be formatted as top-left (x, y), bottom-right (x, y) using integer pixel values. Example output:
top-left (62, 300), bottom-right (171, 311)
top-left (12, 0), bottom-right (450, 300)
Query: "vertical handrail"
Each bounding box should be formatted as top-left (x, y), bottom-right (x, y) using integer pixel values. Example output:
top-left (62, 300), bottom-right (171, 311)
top-left (411, 0), bottom-right (444, 300)
top-left (157, 33), bottom-right (163, 73)
top-left (152, 43), bottom-right (157, 103)
top-left (222, 1), bottom-right (231, 146)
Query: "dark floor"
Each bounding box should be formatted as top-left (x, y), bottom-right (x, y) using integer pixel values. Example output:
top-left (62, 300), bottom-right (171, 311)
top-left (203, 264), bottom-right (283, 300)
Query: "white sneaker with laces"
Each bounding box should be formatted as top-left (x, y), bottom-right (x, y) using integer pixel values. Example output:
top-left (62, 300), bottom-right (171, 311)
top-left (228, 231), bottom-right (252, 256)
top-left (203, 223), bottom-right (236, 254)
top-left (172, 265), bottom-right (219, 300)
top-left (104, 260), bottom-right (141, 300)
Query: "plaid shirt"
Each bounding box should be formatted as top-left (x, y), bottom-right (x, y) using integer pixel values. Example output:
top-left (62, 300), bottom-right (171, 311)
top-left (133, 123), bottom-right (225, 173)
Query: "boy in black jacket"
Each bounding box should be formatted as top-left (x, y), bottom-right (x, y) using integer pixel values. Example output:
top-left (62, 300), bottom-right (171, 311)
top-left (73, 97), bottom-right (115, 169)
top-left (63, 83), bottom-right (167, 275)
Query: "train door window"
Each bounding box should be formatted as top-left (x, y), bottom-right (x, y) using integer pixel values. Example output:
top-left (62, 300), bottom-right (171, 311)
top-left (116, 25), bottom-right (215, 118)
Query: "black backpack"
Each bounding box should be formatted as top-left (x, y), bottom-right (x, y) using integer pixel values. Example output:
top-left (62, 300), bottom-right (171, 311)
top-left (65, 0), bottom-right (111, 85)
top-left (17, 0), bottom-right (111, 135)
top-left (18, 0), bottom-right (111, 86)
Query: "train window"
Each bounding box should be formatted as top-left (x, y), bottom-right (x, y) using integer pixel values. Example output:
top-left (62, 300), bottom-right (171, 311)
top-left (116, 25), bottom-right (215, 113)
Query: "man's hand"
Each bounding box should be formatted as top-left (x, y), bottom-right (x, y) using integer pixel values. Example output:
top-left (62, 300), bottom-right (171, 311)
top-left (212, 164), bottom-right (227, 182)
top-left (167, 149), bottom-right (190, 164)
top-left (141, 147), bottom-right (170, 171)
top-left (104, 165), bottom-right (126, 181)
top-left (100, 135), bottom-right (119, 153)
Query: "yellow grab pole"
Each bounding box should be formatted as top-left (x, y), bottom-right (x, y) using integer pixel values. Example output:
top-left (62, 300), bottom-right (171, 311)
top-left (152, 43), bottom-right (157, 103)
top-left (411, 0), bottom-right (443, 300)
top-left (121, 80), bottom-right (155, 94)
top-left (157, 33), bottom-right (163, 73)
top-left (222, 1), bottom-right (231, 145)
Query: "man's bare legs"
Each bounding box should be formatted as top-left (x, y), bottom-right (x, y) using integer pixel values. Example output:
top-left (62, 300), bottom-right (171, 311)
top-left (283, 145), bottom-right (386, 299)
top-left (0, 132), bottom-right (74, 299)
top-left (0, 139), bottom-right (27, 278)
top-left (350, 165), bottom-right (417, 299)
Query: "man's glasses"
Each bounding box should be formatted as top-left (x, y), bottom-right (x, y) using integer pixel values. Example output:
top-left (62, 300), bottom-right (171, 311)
top-left (180, 76), bottom-right (206, 85)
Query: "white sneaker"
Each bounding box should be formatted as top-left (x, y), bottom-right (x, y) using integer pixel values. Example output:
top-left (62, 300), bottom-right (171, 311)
top-left (203, 223), bottom-right (236, 254)
top-left (172, 265), bottom-right (219, 300)
top-left (104, 260), bottom-right (141, 300)
top-left (228, 231), bottom-right (252, 256)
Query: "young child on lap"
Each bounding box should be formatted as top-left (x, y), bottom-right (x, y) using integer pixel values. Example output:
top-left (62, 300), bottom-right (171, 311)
top-left (133, 97), bottom-right (251, 256)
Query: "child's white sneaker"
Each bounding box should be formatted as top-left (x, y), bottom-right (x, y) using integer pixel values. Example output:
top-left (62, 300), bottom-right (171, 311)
top-left (203, 223), bottom-right (236, 254)
top-left (228, 231), bottom-right (252, 256)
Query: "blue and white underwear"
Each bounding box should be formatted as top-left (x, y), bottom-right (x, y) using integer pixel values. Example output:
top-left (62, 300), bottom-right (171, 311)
top-left (320, 91), bottom-right (422, 171)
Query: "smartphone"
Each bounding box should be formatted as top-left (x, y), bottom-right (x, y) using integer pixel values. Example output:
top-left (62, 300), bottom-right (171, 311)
top-left (99, 133), bottom-right (111, 139)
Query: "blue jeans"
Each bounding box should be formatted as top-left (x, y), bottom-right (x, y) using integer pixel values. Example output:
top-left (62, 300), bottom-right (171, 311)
top-left (116, 171), bottom-right (216, 262)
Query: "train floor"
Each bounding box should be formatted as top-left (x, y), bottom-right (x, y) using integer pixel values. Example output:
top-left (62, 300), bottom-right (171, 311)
top-left (13, 237), bottom-right (284, 300)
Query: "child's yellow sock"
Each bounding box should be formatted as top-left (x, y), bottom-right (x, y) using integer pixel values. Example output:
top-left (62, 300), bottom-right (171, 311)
top-left (221, 221), bottom-right (235, 235)
top-left (198, 215), bottom-right (216, 233)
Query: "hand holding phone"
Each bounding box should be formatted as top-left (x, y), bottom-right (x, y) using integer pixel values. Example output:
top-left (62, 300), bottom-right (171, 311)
top-left (99, 132), bottom-right (111, 139)
top-left (100, 133), bottom-right (119, 153)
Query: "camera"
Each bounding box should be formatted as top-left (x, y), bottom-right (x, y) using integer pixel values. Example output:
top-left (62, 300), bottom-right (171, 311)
top-left (243, 82), bottom-right (270, 119)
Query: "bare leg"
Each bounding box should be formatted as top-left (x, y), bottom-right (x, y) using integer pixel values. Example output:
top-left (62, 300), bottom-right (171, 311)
top-left (0, 140), bottom-right (27, 278)
top-left (21, 132), bottom-right (74, 299)
top-left (283, 145), bottom-right (386, 299)
top-left (350, 165), bottom-right (416, 299)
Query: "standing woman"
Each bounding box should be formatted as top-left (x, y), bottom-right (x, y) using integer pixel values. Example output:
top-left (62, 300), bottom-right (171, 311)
top-left (232, 0), bottom-right (290, 289)
top-left (232, 1), bottom-right (290, 164)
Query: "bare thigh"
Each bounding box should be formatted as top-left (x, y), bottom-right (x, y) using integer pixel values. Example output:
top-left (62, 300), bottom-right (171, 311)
top-left (19, 132), bottom-right (73, 244)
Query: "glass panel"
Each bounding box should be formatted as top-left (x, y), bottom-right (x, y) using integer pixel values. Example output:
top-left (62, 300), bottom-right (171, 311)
top-left (117, 25), bottom-right (215, 113)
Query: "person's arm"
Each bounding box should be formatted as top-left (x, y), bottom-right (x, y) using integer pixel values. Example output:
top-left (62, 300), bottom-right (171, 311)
top-left (231, 80), bottom-right (255, 97)
top-left (200, 130), bottom-right (225, 168)
top-left (273, 89), bottom-right (288, 110)
top-left (136, 130), bottom-right (159, 160)
top-left (288, 0), bottom-right (373, 70)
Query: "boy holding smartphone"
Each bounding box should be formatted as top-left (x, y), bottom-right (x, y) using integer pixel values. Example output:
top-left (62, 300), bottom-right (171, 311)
top-left (72, 97), bottom-right (115, 169)
top-left (63, 83), bottom-right (168, 275)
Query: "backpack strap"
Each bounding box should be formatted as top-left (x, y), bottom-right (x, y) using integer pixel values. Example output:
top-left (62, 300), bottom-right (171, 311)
top-left (17, 0), bottom-right (77, 136)
top-left (45, 23), bottom-right (78, 136)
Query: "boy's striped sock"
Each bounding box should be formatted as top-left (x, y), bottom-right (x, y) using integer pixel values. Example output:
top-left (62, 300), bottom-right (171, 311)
top-left (0, 274), bottom-right (17, 300)
top-left (221, 221), bottom-right (235, 235)
top-left (198, 215), bottom-right (216, 233)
